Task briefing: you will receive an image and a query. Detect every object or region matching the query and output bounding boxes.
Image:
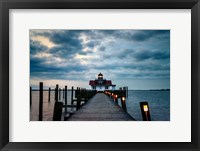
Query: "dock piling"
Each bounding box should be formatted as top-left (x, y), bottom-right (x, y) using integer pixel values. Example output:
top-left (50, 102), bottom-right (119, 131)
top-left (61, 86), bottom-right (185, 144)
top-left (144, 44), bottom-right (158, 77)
top-left (30, 86), bottom-right (32, 106)
top-left (55, 84), bottom-right (59, 102)
top-left (59, 88), bottom-right (61, 100)
top-left (53, 102), bottom-right (64, 121)
top-left (126, 87), bottom-right (128, 98)
top-left (65, 86), bottom-right (67, 113)
top-left (39, 82), bottom-right (43, 121)
top-left (63, 88), bottom-right (65, 99)
top-left (71, 86), bottom-right (74, 105)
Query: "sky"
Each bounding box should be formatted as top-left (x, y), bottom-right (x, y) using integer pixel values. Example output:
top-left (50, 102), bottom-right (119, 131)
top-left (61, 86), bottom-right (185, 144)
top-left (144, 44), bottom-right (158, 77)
top-left (30, 30), bottom-right (170, 90)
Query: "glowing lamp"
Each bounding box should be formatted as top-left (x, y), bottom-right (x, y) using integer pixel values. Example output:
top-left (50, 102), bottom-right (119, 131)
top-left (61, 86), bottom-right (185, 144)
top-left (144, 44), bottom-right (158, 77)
top-left (143, 105), bottom-right (148, 112)
top-left (122, 97), bottom-right (125, 101)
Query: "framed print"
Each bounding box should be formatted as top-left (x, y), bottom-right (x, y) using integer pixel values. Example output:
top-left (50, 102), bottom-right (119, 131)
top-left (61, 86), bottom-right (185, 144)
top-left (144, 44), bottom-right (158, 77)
top-left (0, 0), bottom-right (200, 151)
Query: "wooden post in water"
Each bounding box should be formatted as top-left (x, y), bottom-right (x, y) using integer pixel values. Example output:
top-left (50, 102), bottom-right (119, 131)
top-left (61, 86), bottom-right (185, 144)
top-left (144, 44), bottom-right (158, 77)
top-left (75, 88), bottom-right (77, 98)
top-left (53, 102), bottom-right (63, 121)
top-left (75, 90), bottom-right (77, 98)
top-left (59, 88), bottom-right (61, 100)
top-left (71, 86), bottom-right (74, 105)
top-left (121, 96), bottom-right (127, 112)
top-left (55, 84), bottom-right (58, 102)
top-left (65, 86), bottom-right (67, 113)
top-left (140, 102), bottom-right (151, 121)
top-left (54, 87), bottom-right (56, 100)
top-left (63, 88), bottom-right (65, 99)
top-left (30, 86), bottom-right (32, 106)
top-left (48, 87), bottom-right (51, 102)
top-left (127, 87), bottom-right (128, 98)
top-left (39, 82), bottom-right (43, 121)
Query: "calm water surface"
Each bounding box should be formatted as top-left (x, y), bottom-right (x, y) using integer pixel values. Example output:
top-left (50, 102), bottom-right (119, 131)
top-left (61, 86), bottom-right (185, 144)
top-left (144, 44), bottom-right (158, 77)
top-left (30, 90), bottom-right (170, 121)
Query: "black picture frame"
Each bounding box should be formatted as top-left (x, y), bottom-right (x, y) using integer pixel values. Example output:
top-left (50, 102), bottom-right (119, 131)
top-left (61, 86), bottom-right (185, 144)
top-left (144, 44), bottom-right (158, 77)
top-left (0, 0), bottom-right (199, 151)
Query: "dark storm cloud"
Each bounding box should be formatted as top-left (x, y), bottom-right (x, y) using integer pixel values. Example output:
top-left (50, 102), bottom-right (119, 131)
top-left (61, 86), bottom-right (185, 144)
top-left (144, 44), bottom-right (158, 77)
top-left (133, 49), bottom-right (169, 61)
top-left (30, 57), bottom-right (46, 73)
top-left (95, 61), bottom-right (169, 72)
top-left (47, 30), bottom-right (83, 58)
top-left (128, 30), bottom-right (169, 41)
top-left (116, 71), bottom-right (169, 80)
top-left (92, 30), bottom-right (169, 42)
top-left (30, 40), bottom-right (48, 54)
top-left (30, 56), bottom-right (89, 80)
top-left (49, 44), bottom-right (82, 59)
top-left (31, 59), bottom-right (88, 74)
top-left (106, 48), bottom-right (169, 62)
top-left (31, 30), bottom-right (95, 59)
top-left (30, 29), bottom-right (170, 85)
top-left (30, 30), bottom-right (92, 80)
top-left (87, 40), bottom-right (100, 48)
top-left (98, 46), bottom-right (106, 51)
top-left (48, 30), bottom-right (82, 45)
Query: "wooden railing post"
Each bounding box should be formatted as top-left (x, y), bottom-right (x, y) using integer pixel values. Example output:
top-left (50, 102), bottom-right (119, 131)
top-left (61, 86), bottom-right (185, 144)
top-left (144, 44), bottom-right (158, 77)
top-left (115, 94), bottom-right (118, 105)
top-left (121, 96), bottom-right (127, 112)
top-left (140, 102), bottom-right (151, 121)
top-left (76, 88), bottom-right (81, 110)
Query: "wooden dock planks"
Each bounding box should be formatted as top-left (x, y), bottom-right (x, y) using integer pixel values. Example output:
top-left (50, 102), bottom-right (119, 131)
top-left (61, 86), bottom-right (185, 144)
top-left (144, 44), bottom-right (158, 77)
top-left (68, 93), bottom-right (135, 121)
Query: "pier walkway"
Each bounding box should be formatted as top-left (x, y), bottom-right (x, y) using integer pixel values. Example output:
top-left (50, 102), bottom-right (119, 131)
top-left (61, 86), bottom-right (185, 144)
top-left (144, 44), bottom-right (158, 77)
top-left (68, 93), bottom-right (135, 121)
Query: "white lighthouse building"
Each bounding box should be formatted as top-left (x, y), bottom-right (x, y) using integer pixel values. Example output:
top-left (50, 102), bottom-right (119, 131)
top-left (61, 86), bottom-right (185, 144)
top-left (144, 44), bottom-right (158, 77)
top-left (89, 73), bottom-right (116, 92)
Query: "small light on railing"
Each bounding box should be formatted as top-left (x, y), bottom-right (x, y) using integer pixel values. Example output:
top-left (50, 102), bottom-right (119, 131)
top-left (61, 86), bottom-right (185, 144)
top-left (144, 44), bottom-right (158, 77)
top-left (143, 105), bottom-right (148, 112)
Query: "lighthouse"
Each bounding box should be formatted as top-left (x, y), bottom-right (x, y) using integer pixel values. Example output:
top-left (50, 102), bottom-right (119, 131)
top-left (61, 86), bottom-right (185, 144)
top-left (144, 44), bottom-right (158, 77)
top-left (89, 73), bottom-right (116, 91)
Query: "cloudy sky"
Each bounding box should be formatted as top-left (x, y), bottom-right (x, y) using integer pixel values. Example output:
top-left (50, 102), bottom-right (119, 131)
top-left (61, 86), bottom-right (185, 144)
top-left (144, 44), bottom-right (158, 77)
top-left (30, 30), bottom-right (170, 90)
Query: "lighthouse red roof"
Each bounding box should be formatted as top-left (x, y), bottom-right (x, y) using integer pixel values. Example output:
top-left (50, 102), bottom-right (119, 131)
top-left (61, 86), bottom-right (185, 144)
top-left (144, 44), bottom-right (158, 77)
top-left (89, 80), bottom-right (114, 86)
top-left (105, 80), bottom-right (112, 85)
top-left (89, 80), bottom-right (96, 86)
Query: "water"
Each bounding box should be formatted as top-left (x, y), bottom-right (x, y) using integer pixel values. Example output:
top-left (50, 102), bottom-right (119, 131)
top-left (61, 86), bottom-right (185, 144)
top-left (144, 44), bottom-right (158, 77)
top-left (30, 90), bottom-right (75, 121)
top-left (30, 90), bottom-right (170, 121)
top-left (126, 90), bottom-right (170, 121)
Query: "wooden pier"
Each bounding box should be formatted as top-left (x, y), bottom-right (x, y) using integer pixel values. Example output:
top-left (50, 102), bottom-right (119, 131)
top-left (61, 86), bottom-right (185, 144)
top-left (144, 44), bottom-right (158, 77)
top-left (30, 82), bottom-right (152, 121)
top-left (68, 93), bottom-right (135, 121)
